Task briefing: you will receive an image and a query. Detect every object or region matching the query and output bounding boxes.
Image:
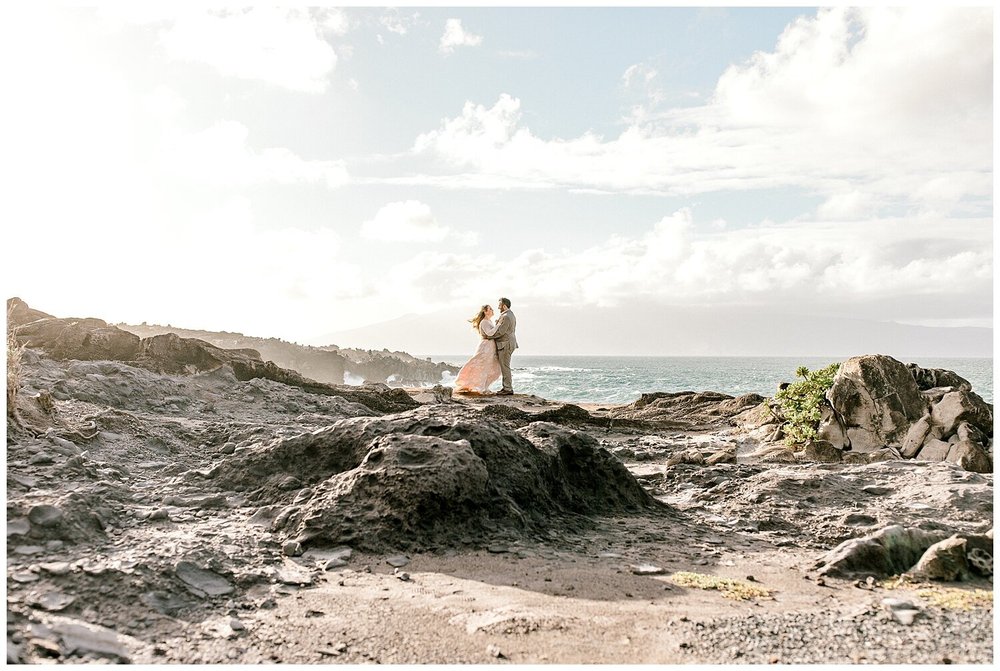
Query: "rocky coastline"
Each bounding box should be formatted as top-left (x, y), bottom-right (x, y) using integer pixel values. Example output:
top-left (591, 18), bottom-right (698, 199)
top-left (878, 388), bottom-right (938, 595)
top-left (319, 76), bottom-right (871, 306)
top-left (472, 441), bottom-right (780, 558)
top-left (118, 321), bottom-right (459, 388)
top-left (6, 299), bottom-right (993, 664)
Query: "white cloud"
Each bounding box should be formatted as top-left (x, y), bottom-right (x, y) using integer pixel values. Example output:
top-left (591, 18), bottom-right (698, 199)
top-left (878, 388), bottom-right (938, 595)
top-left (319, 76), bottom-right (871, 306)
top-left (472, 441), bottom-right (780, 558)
top-left (158, 8), bottom-right (339, 93)
top-left (439, 18), bottom-right (482, 54)
top-left (316, 7), bottom-right (349, 36)
top-left (622, 63), bottom-right (657, 88)
top-left (408, 7), bottom-right (990, 217)
top-left (386, 209), bottom-right (992, 323)
top-left (361, 201), bottom-right (475, 245)
top-left (380, 10), bottom-right (419, 36)
top-left (159, 120), bottom-right (349, 188)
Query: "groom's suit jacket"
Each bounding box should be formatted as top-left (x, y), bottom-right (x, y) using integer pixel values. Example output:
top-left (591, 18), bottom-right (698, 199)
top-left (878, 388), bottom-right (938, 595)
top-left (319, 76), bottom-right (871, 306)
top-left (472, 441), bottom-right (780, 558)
top-left (492, 310), bottom-right (518, 351)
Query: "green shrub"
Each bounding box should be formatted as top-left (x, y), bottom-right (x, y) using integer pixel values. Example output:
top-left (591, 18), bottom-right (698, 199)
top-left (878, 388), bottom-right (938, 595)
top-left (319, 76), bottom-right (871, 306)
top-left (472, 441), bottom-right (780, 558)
top-left (775, 362), bottom-right (841, 445)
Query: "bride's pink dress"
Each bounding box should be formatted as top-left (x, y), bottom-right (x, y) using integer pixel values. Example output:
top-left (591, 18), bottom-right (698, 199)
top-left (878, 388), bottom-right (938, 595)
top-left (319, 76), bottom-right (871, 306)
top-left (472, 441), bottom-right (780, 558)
top-left (454, 318), bottom-right (501, 393)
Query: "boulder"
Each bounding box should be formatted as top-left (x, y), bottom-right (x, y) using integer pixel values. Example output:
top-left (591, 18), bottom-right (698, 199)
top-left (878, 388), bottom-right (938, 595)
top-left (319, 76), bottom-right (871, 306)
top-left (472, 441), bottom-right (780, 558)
top-left (915, 438), bottom-right (952, 462)
top-left (945, 440), bottom-right (992, 474)
top-left (900, 415), bottom-right (935, 458)
top-left (909, 536), bottom-right (969, 581)
top-left (826, 355), bottom-right (927, 453)
top-left (816, 525), bottom-right (948, 578)
top-left (930, 390), bottom-right (993, 437)
top-left (815, 404), bottom-right (848, 449)
top-left (800, 440), bottom-right (843, 463)
top-left (956, 421), bottom-right (987, 446)
top-left (906, 364), bottom-right (972, 392)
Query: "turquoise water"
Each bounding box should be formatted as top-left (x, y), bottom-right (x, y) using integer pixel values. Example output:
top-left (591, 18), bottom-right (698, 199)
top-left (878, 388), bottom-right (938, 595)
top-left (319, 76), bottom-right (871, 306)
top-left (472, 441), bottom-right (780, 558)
top-left (431, 355), bottom-right (993, 405)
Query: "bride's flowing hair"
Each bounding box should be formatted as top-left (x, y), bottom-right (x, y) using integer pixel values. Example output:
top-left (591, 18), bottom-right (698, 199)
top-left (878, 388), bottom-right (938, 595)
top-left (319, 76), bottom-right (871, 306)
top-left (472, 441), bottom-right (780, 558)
top-left (469, 305), bottom-right (490, 331)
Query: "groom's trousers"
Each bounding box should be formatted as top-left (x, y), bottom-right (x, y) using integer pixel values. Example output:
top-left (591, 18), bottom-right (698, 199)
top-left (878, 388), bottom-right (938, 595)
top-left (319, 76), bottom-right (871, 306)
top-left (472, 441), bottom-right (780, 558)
top-left (497, 347), bottom-right (514, 392)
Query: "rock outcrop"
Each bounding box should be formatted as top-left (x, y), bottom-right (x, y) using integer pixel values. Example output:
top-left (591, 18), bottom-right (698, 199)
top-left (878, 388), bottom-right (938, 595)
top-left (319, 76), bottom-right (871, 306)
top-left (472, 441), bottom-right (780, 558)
top-left (610, 391), bottom-right (765, 430)
top-left (216, 407), bottom-right (666, 552)
top-left (819, 355), bottom-right (926, 453)
top-left (815, 525), bottom-right (994, 581)
top-left (118, 322), bottom-right (459, 387)
top-left (744, 354), bottom-right (993, 472)
top-left (7, 299), bottom-right (418, 415)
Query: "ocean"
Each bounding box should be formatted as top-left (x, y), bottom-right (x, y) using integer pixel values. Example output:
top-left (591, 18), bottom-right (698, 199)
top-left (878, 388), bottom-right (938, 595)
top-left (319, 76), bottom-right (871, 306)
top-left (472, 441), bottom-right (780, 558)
top-left (429, 355), bottom-right (994, 405)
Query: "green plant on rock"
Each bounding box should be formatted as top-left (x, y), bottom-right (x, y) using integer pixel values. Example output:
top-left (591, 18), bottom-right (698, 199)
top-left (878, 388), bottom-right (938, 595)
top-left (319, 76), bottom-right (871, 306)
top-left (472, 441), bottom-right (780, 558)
top-left (774, 362), bottom-right (841, 446)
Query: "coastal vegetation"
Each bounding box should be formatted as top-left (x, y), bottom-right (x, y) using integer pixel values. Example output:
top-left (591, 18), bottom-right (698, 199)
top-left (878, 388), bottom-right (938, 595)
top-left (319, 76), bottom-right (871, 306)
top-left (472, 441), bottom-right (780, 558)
top-left (774, 362), bottom-right (841, 445)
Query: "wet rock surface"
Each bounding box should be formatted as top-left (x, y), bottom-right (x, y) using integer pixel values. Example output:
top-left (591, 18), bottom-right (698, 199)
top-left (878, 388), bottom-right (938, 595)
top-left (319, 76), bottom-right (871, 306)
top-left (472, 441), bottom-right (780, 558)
top-left (6, 303), bottom-right (992, 663)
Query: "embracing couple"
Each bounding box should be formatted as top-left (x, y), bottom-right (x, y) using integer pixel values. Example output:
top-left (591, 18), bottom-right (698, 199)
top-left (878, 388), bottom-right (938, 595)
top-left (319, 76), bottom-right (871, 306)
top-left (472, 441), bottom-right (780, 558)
top-left (453, 297), bottom-right (518, 396)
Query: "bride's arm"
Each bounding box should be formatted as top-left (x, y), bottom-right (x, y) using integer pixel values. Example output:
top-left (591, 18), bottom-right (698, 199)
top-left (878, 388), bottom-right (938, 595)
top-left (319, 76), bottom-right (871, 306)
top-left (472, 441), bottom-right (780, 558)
top-left (480, 319), bottom-right (499, 337)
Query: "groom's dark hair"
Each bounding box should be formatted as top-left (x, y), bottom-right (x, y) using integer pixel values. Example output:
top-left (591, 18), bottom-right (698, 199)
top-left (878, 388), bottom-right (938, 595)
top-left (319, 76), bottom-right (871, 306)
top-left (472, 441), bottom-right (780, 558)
top-left (499, 297), bottom-right (511, 309)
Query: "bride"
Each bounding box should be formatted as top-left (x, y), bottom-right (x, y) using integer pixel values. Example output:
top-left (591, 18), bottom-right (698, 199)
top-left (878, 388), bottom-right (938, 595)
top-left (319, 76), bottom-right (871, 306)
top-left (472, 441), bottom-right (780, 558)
top-left (453, 304), bottom-right (502, 394)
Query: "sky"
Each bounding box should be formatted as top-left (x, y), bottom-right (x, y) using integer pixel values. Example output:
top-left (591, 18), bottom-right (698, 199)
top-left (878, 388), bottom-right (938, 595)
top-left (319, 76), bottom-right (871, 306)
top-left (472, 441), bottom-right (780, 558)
top-left (1, 4), bottom-right (993, 355)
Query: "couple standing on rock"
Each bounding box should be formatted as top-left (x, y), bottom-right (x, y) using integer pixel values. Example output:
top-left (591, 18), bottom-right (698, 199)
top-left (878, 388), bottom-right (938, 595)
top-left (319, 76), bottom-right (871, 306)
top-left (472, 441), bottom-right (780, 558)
top-left (454, 297), bottom-right (518, 396)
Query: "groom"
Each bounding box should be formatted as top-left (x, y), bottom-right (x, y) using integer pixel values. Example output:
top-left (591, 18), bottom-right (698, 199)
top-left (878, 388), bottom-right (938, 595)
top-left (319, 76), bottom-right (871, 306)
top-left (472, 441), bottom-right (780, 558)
top-left (488, 297), bottom-right (518, 395)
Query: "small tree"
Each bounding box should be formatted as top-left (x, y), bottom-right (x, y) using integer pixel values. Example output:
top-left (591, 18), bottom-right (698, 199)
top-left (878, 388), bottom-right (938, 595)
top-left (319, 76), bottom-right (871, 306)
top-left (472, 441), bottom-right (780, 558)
top-left (774, 362), bottom-right (841, 445)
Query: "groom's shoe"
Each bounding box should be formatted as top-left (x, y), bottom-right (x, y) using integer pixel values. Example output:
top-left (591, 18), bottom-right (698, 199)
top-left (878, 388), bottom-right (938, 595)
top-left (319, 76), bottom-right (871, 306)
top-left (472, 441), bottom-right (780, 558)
top-left (496, 390), bottom-right (514, 396)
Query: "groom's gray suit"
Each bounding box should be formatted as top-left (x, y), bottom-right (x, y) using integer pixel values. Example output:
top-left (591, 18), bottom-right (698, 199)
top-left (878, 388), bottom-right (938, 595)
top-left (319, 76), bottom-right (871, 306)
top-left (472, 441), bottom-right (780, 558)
top-left (490, 309), bottom-right (518, 393)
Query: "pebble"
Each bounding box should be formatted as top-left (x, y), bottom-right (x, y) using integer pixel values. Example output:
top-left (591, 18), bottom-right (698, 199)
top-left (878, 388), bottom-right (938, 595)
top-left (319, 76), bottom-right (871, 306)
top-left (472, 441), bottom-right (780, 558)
top-left (29, 453), bottom-right (55, 465)
top-left (32, 591), bottom-right (77, 612)
top-left (221, 442), bottom-right (237, 455)
top-left (6, 518), bottom-right (31, 536)
top-left (39, 562), bottom-right (72, 576)
top-left (174, 561), bottom-right (235, 597)
top-left (14, 545), bottom-right (46, 555)
top-left (630, 564), bottom-right (665, 575)
top-left (386, 555), bottom-right (410, 568)
top-left (283, 541), bottom-right (303, 557)
top-left (40, 616), bottom-right (132, 661)
top-left (323, 557), bottom-right (349, 571)
top-left (12, 571), bottom-right (40, 583)
top-left (27, 504), bottom-right (64, 528)
top-left (148, 509), bottom-right (170, 521)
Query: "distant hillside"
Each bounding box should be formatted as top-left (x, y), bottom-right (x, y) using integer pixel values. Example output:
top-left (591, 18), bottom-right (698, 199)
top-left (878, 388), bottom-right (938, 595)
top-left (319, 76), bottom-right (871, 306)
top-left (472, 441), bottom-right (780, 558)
top-left (119, 324), bottom-right (458, 387)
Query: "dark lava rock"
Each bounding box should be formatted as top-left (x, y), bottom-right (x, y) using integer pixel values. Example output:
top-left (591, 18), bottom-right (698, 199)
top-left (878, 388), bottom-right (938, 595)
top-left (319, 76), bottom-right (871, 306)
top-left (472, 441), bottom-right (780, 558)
top-left (215, 406), bottom-right (666, 552)
top-left (610, 391), bottom-right (764, 429)
top-left (8, 299), bottom-right (418, 415)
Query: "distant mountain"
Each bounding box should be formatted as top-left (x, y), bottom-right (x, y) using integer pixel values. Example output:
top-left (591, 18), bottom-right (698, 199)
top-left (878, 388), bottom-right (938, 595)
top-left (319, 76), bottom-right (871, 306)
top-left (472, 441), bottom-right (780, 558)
top-left (311, 304), bottom-right (993, 359)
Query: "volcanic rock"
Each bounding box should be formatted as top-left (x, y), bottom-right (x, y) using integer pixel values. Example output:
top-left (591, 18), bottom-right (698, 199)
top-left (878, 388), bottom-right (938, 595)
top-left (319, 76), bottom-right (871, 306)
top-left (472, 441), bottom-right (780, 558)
top-left (825, 355), bottom-right (927, 453)
top-left (944, 440), bottom-right (992, 474)
top-left (217, 407), bottom-right (664, 552)
top-left (909, 536), bottom-right (969, 581)
top-left (816, 525), bottom-right (949, 578)
top-left (906, 364), bottom-right (972, 392)
top-left (930, 390), bottom-right (993, 436)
